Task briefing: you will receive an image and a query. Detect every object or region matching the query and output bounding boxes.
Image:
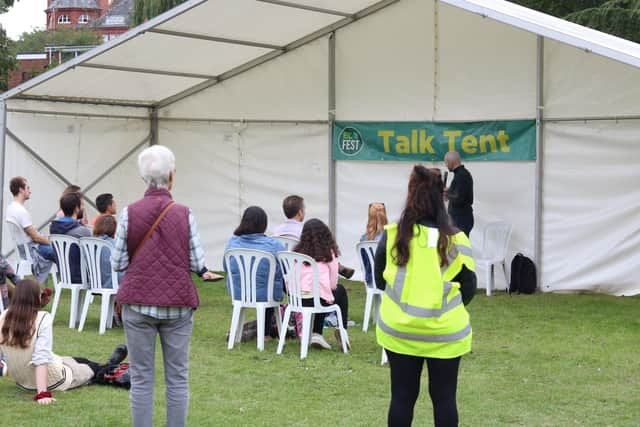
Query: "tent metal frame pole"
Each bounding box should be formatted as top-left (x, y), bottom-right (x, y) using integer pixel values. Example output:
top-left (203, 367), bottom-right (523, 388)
top-left (534, 36), bottom-right (544, 289)
top-left (158, 117), bottom-right (328, 124)
top-left (147, 29), bottom-right (285, 51)
top-left (543, 114), bottom-right (640, 122)
top-left (12, 95), bottom-right (153, 109)
top-left (328, 32), bottom-right (336, 234)
top-left (256, 0), bottom-right (353, 17)
top-left (150, 108), bottom-right (158, 146)
top-left (77, 63), bottom-right (217, 80)
top-left (7, 108), bottom-right (148, 120)
top-left (0, 100), bottom-right (6, 246)
top-left (5, 128), bottom-right (98, 211)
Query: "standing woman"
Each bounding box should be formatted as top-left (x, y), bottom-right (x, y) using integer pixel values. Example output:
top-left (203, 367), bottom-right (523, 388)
top-left (112, 145), bottom-right (217, 427)
top-left (374, 165), bottom-right (477, 427)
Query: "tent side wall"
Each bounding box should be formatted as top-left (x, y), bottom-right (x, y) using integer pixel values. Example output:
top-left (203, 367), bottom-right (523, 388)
top-left (1, 99), bottom-right (150, 259)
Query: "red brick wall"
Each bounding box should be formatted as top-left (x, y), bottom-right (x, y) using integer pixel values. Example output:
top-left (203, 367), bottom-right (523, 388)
top-left (8, 58), bottom-right (50, 89)
top-left (46, 8), bottom-right (102, 30)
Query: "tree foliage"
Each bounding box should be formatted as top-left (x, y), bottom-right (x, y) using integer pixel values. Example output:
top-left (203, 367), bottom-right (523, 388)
top-left (133, 0), bottom-right (188, 26)
top-left (0, 26), bottom-right (16, 91)
top-left (510, 0), bottom-right (640, 43)
top-left (13, 28), bottom-right (101, 54)
top-left (0, 0), bottom-right (15, 14)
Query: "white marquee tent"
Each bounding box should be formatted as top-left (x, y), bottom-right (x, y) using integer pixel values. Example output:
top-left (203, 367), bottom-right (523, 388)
top-left (2, 0), bottom-right (639, 295)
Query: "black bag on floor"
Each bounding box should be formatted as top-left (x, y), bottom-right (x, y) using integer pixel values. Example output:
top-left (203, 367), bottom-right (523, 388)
top-left (509, 253), bottom-right (537, 294)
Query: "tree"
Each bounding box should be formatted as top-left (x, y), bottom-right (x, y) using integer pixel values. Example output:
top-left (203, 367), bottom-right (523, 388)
top-left (0, 26), bottom-right (16, 91)
top-left (0, 0), bottom-right (16, 14)
top-left (13, 28), bottom-right (102, 54)
top-left (510, 1), bottom-right (640, 43)
top-left (133, 0), bottom-right (188, 26)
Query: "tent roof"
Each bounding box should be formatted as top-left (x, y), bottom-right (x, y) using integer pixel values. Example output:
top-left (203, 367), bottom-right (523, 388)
top-left (4, 0), bottom-right (640, 107)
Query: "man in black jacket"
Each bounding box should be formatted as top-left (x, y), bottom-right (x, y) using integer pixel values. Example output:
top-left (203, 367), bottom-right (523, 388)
top-left (444, 151), bottom-right (474, 236)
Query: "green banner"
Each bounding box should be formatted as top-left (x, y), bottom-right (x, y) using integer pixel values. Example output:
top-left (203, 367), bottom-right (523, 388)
top-left (333, 120), bottom-right (536, 161)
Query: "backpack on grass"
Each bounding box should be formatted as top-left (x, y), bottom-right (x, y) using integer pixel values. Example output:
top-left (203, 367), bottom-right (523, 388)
top-left (509, 253), bottom-right (537, 294)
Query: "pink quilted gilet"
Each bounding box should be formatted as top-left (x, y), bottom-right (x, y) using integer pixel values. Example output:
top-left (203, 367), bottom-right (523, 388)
top-left (115, 188), bottom-right (199, 308)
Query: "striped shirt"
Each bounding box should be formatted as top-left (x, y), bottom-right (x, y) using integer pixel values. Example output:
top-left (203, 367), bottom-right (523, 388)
top-left (111, 206), bottom-right (207, 319)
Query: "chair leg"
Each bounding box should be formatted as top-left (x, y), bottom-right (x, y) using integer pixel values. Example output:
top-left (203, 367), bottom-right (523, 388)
top-left (277, 307), bottom-right (291, 355)
top-left (502, 262), bottom-right (509, 291)
top-left (300, 312), bottom-right (313, 360)
top-left (69, 289), bottom-right (81, 328)
top-left (256, 305), bottom-right (266, 352)
top-left (334, 307), bottom-right (349, 354)
top-left (381, 348), bottom-right (388, 365)
top-left (274, 306), bottom-right (283, 337)
top-left (227, 304), bottom-right (243, 350)
top-left (363, 290), bottom-right (373, 332)
top-left (485, 265), bottom-right (493, 296)
top-left (373, 294), bottom-right (381, 326)
top-left (50, 287), bottom-right (62, 323)
top-left (106, 298), bottom-right (115, 329)
top-left (78, 291), bottom-right (92, 332)
top-left (99, 295), bottom-right (111, 335)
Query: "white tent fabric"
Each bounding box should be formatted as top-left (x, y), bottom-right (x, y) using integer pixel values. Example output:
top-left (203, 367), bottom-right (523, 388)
top-left (2, 0), bottom-right (640, 295)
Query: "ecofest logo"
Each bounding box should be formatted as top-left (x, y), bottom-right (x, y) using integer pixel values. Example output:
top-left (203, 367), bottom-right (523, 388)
top-left (337, 126), bottom-right (364, 156)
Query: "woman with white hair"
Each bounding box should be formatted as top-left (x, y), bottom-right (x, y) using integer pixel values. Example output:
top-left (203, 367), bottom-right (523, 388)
top-left (112, 145), bottom-right (218, 427)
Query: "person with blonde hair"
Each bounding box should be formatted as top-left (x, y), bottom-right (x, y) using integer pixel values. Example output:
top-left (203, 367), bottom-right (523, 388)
top-left (360, 202), bottom-right (388, 286)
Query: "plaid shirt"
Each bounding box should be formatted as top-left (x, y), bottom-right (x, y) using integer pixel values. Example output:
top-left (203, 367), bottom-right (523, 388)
top-left (111, 206), bottom-right (206, 319)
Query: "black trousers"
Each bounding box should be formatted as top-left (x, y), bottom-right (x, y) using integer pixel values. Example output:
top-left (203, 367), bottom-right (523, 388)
top-left (451, 214), bottom-right (474, 237)
top-left (386, 349), bottom-right (461, 427)
top-left (301, 284), bottom-right (348, 334)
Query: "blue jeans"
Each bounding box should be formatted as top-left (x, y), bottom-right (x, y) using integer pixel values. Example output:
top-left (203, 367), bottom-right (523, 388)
top-left (37, 244), bottom-right (56, 262)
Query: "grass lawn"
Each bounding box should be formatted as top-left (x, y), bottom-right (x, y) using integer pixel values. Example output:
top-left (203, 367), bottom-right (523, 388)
top-left (1, 277), bottom-right (639, 426)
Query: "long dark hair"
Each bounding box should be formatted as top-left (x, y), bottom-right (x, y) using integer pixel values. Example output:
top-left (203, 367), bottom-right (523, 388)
top-left (0, 279), bottom-right (41, 349)
top-left (234, 206), bottom-right (268, 236)
top-left (393, 165), bottom-right (455, 267)
top-left (294, 218), bottom-right (340, 263)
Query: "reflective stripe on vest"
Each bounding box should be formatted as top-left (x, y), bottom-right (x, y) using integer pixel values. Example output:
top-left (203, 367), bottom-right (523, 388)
top-left (385, 267), bottom-right (462, 318)
top-left (378, 318), bottom-right (471, 343)
top-left (442, 244), bottom-right (473, 274)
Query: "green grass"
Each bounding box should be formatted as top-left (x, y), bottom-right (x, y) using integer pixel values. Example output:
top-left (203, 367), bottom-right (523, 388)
top-left (1, 278), bottom-right (639, 426)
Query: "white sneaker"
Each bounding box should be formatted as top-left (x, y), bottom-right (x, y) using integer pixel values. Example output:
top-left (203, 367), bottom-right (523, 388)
top-left (310, 333), bottom-right (331, 350)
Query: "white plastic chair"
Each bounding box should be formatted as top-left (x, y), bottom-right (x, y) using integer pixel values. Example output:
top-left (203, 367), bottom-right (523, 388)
top-left (272, 235), bottom-right (299, 251)
top-left (6, 220), bottom-right (58, 283)
top-left (224, 248), bottom-right (283, 351)
top-left (77, 237), bottom-right (119, 335)
top-left (6, 220), bottom-right (35, 280)
top-left (356, 240), bottom-right (383, 332)
top-left (475, 221), bottom-right (512, 296)
top-left (276, 251), bottom-right (348, 359)
top-left (49, 234), bottom-right (87, 328)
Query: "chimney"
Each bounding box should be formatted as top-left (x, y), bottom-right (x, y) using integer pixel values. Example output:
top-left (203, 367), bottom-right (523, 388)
top-left (97, 0), bottom-right (110, 16)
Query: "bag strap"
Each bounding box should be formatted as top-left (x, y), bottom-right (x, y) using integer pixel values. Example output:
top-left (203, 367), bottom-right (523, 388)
top-left (131, 202), bottom-right (176, 261)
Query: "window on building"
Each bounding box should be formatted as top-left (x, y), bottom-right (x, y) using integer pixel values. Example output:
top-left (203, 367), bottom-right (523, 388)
top-left (58, 14), bottom-right (70, 24)
top-left (78, 14), bottom-right (90, 24)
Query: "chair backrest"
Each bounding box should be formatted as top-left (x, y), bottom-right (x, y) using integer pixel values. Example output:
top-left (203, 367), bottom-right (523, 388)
top-left (6, 220), bottom-right (33, 263)
top-left (277, 251), bottom-right (320, 309)
top-left (79, 237), bottom-right (119, 291)
top-left (356, 240), bottom-right (378, 289)
top-left (481, 221), bottom-right (512, 260)
top-left (49, 234), bottom-right (84, 285)
top-left (224, 248), bottom-right (277, 303)
top-left (272, 235), bottom-right (299, 251)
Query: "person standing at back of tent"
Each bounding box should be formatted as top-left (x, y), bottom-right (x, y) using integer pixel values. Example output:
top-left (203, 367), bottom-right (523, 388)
top-left (444, 151), bottom-right (474, 237)
top-left (374, 165), bottom-right (477, 427)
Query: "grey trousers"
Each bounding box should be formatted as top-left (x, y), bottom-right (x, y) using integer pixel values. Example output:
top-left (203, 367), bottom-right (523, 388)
top-left (122, 305), bottom-right (193, 427)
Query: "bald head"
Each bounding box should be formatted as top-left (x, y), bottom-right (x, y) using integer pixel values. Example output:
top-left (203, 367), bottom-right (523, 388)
top-left (444, 151), bottom-right (461, 171)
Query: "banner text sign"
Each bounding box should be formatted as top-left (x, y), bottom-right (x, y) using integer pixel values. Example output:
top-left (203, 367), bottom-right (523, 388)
top-left (333, 120), bottom-right (536, 161)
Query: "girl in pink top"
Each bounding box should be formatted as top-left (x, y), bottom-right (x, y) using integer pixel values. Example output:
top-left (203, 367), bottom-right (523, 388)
top-left (293, 219), bottom-right (350, 350)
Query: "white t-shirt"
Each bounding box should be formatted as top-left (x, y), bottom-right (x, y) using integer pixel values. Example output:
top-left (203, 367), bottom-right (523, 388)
top-left (6, 201), bottom-right (33, 244)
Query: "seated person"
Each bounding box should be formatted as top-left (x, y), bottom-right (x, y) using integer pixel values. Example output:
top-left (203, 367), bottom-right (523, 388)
top-left (272, 195), bottom-right (305, 238)
top-left (55, 185), bottom-right (88, 225)
top-left (5, 176), bottom-right (54, 283)
top-left (91, 193), bottom-right (117, 227)
top-left (294, 218), bottom-right (350, 350)
top-left (224, 206), bottom-right (285, 339)
top-left (93, 215), bottom-right (123, 289)
top-left (0, 279), bottom-right (128, 404)
top-left (49, 192), bottom-right (92, 284)
top-left (360, 202), bottom-right (388, 286)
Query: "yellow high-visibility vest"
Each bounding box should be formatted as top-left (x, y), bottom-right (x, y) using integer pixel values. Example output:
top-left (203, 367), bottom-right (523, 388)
top-left (376, 223), bottom-right (475, 358)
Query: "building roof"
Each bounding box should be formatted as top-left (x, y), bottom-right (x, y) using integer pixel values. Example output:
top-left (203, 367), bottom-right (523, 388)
top-left (92, 0), bottom-right (134, 28)
top-left (46, 0), bottom-right (101, 11)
